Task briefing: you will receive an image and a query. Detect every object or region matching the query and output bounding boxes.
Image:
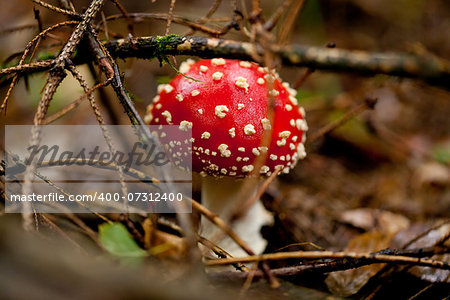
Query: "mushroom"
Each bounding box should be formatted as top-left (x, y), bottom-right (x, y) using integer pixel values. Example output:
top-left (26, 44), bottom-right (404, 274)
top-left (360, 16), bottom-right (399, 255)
top-left (145, 58), bottom-right (307, 256)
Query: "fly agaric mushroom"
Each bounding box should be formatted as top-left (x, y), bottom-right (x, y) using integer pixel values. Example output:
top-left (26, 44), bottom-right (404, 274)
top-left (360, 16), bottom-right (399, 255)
top-left (145, 58), bottom-right (307, 256)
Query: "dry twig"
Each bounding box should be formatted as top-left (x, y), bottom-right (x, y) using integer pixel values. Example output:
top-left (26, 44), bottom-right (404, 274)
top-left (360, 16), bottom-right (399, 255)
top-left (189, 197), bottom-right (279, 287)
top-left (96, 13), bottom-right (225, 36)
top-left (205, 250), bottom-right (450, 269)
top-left (307, 96), bottom-right (378, 143)
top-left (0, 20), bottom-right (79, 113)
top-left (4, 36), bottom-right (449, 89)
top-left (32, 0), bottom-right (80, 18)
top-left (21, 0), bottom-right (106, 230)
top-left (43, 78), bottom-right (112, 124)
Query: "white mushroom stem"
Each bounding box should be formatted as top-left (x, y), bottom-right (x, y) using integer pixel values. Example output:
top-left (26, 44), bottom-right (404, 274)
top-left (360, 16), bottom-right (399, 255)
top-left (200, 176), bottom-right (273, 258)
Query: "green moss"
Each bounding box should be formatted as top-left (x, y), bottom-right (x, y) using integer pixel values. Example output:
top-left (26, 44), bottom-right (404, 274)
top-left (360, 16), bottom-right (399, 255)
top-left (37, 51), bottom-right (57, 61)
top-left (156, 75), bottom-right (172, 84)
top-left (153, 34), bottom-right (179, 63)
top-left (152, 35), bottom-right (205, 82)
top-left (155, 34), bottom-right (179, 48)
top-left (433, 147), bottom-right (450, 164)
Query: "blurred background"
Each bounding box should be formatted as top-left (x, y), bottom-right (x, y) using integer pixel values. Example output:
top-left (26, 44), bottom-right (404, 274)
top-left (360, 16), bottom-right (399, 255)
top-left (0, 0), bottom-right (449, 299)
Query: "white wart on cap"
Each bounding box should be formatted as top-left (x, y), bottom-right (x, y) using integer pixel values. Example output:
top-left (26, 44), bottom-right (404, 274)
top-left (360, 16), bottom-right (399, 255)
top-left (145, 59), bottom-right (308, 177)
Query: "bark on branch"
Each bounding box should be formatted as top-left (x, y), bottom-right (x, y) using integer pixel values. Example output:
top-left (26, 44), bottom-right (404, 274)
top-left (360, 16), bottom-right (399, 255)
top-left (207, 247), bottom-right (450, 282)
top-left (106, 36), bottom-right (450, 89)
top-left (3, 35), bottom-right (448, 89)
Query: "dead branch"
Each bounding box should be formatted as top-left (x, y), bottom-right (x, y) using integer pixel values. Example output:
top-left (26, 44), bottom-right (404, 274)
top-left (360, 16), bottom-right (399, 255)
top-left (3, 35), bottom-right (449, 89)
top-left (39, 213), bottom-right (86, 252)
top-left (32, 0), bottom-right (80, 18)
top-left (229, 168), bottom-right (280, 223)
top-left (307, 96), bottom-right (378, 143)
top-left (1, 60), bottom-right (53, 76)
top-left (197, 0), bottom-right (223, 23)
top-left (190, 197), bottom-right (255, 255)
top-left (156, 217), bottom-right (248, 271)
top-left (96, 13), bottom-right (225, 36)
top-left (21, 0), bottom-right (106, 230)
top-left (7, 151), bottom-right (113, 224)
top-left (1, 20), bottom-right (79, 113)
top-left (205, 249), bottom-right (450, 269)
top-left (83, 25), bottom-right (199, 261)
top-left (43, 78), bottom-right (112, 124)
top-left (0, 24), bottom-right (38, 35)
top-left (208, 246), bottom-right (450, 282)
top-left (262, 0), bottom-right (292, 31)
top-left (103, 36), bottom-right (450, 89)
top-left (109, 0), bottom-right (134, 35)
top-left (189, 197), bottom-right (279, 287)
top-left (30, 158), bottom-right (159, 187)
top-left (66, 63), bottom-right (129, 206)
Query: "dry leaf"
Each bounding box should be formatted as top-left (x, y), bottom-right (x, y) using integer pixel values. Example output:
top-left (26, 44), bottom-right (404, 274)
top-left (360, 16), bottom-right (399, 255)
top-left (339, 208), bottom-right (410, 234)
top-left (393, 222), bottom-right (450, 283)
top-left (412, 161), bottom-right (450, 188)
top-left (150, 229), bottom-right (188, 260)
top-left (325, 231), bottom-right (392, 297)
top-left (409, 253), bottom-right (450, 283)
top-left (326, 211), bottom-right (410, 296)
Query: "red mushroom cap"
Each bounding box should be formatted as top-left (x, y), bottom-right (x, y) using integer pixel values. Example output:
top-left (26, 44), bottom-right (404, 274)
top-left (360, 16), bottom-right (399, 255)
top-left (144, 58), bottom-right (307, 177)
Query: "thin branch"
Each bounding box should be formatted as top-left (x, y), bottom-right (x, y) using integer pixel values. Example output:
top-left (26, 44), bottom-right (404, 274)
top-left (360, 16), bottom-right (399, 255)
top-left (307, 96), bottom-right (378, 143)
top-left (31, 0), bottom-right (80, 18)
top-left (229, 168), bottom-right (280, 223)
top-left (165, 0), bottom-right (177, 36)
top-left (66, 63), bottom-right (129, 212)
top-left (199, 0), bottom-right (223, 22)
top-left (189, 197), bottom-right (279, 287)
top-left (40, 213), bottom-right (86, 252)
top-left (198, 236), bottom-right (248, 272)
top-left (239, 265), bottom-right (258, 296)
top-left (1, 20), bottom-right (79, 113)
top-left (189, 197), bottom-right (255, 256)
top-left (205, 250), bottom-right (450, 270)
top-left (263, 0), bottom-right (293, 31)
top-left (4, 36), bottom-right (449, 89)
top-left (276, 0), bottom-right (305, 44)
top-left (83, 25), bottom-right (199, 261)
top-left (43, 78), bottom-right (111, 124)
top-left (21, 0), bottom-right (107, 230)
top-left (292, 68), bottom-right (314, 89)
top-left (155, 218), bottom-right (248, 271)
top-left (31, 158), bottom-right (159, 187)
top-left (96, 13), bottom-right (224, 36)
top-left (110, 0), bottom-right (134, 35)
top-left (0, 24), bottom-right (37, 35)
top-left (0, 61), bottom-right (53, 77)
top-left (208, 247), bottom-right (450, 282)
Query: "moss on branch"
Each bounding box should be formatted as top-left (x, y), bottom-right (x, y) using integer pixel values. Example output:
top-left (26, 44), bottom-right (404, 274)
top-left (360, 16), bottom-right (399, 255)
top-left (2, 35), bottom-right (449, 89)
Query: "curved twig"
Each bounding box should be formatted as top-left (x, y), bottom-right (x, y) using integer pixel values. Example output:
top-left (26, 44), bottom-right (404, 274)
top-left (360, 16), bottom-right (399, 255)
top-left (1, 20), bottom-right (79, 113)
top-left (96, 13), bottom-right (224, 36)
